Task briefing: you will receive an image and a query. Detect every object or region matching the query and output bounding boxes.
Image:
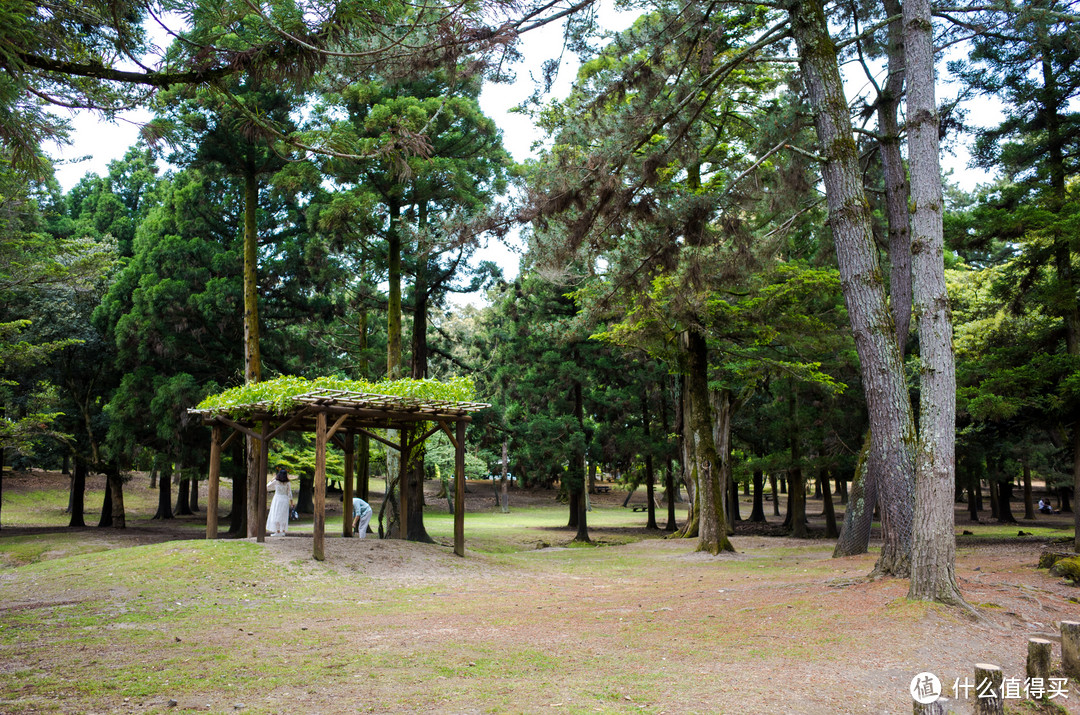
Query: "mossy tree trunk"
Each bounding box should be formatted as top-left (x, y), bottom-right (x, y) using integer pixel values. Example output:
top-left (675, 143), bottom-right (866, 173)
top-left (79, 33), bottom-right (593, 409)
top-left (684, 330), bottom-right (731, 553)
top-left (789, 0), bottom-right (915, 575)
top-left (835, 431), bottom-right (875, 556)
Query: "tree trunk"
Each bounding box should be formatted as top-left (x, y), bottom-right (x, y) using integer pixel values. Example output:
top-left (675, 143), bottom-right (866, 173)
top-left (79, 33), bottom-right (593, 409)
top-left (989, 476), bottom-right (999, 520)
top-left (98, 477), bottom-right (113, 527)
top-left (750, 469), bottom-right (766, 522)
top-left (904, 0), bottom-right (962, 604)
top-left (68, 457), bottom-right (86, 527)
top-left (107, 463), bottom-right (125, 529)
top-left (879, 0), bottom-right (911, 354)
top-left (242, 169), bottom-right (263, 537)
top-left (967, 464), bottom-right (979, 523)
top-left (1023, 461), bottom-right (1035, 520)
top-left (660, 381), bottom-right (678, 531)
top-left (154, 461), bottom-right (174, 520)
top-left (297, 475), bottom-right (314, 514)
top-left (710, 388), bottom-right (735, 535)
top-left (786, 387), bottom-right (807, 538)
top-left (227, 442), bottom-right (247, 537)
top-left (997, 479), bottom-right (1017, 524)
top-left (500, 439), bottom-right (510, 513)
top-left (573, 380), bottom-right (590, 543)
top-left (821, 469), bottom-right (838, 538)
top-left (769, 473), bottom-right (780, 516)
top-left (175, 468), bottom-right (192, 516)
top-left (836, 471), bottom-right (848, 504)
top-left (642, 389), bottom-right (658, 529)
top-left (789, 0), bottom-right (916, 576)
top-left (684, 330), bottom-right (732, 553)
top-left (189, 471), bottom-right (199, 513)
top-left (834, 430), bottom-right (876, 557)
top-left (386, 199), bottom-right (403, 379)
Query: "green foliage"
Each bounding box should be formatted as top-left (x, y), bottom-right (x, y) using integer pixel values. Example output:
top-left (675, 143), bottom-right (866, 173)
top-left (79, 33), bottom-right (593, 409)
top-left (197, 374), bottom-right (477, 416)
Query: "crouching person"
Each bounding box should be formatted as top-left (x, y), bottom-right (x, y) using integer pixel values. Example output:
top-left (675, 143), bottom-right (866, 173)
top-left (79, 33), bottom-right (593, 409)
top-left (352, 497), bottom-right (372, 538)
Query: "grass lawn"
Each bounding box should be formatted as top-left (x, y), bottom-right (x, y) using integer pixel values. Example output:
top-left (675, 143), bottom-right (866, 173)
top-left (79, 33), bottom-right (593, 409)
top-left (0, 470), bottom-right (1077, 714)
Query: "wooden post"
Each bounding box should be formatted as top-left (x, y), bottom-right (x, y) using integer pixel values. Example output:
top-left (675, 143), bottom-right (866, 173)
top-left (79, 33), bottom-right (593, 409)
top-left (206, 424), bottom-right (222, 540)
top-left (1062, 621), bottom-right (1080, 679)
top-left (256, 422), bottom-right (269, 543)
top-left (314, 411), bottom-right (327, 561)
top-left (1027, 638), bottom-right (1053, 688)
top-left (343, 432), bottom-right (354, 537)
top-left (973, 664), bottom-right (1003, 715)
top-left (399, 427), bottom-right (409, 540)
top-left (454, 419), bottom-right (466, 556)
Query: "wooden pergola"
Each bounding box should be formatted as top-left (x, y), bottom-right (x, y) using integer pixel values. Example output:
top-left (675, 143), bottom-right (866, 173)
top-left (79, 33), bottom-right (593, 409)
top-left (188, 388), bottom-right (488, 560)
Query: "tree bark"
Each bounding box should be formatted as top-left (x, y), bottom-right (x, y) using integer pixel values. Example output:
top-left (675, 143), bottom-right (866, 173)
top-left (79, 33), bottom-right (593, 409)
top-left (1022, 461), bottom-right (1035, 520)
top-left (242, 169), bottom-right (263, 537)
top-left (98, 477), bottom-right (112, 527)
top-left (835, 430), bottom-right (875, 556)
top-left (769, 473), bottom-right (780, 516)
top-left (997, 479), bottom-right (1016, 524)
top-left (905, 0), bottom-right (963, 603)
top-left (107, 463), bottom-right (125, 529)
top-left (573, 380), bottom-right (590, 543)
top-left (789, 0), bottom-right (915, 576)
top-left (387, 199), bottom-right (403, 379)
top-left (154, 461), bottom-right (174, 520)
top-left (660, 380), bottom-right (678, 531)
top-left (684, 330), bottom-right (732, 553)
top-left (175, 466), bottom-right (192, 516)
top-left (641, 389), bottom-right (659, 529)
top-left (749, 469), bottom-right (766, 522)
top-left (821, 469), bottom-right (838, 538)
top-left (68, 457), bottom-right (86, 527)
top-left (879, 0), bottom-right (912, 354)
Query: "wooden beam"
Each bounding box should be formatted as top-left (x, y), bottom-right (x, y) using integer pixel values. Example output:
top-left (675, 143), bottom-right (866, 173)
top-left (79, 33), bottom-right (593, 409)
top-left (256, 422), bottom-right (270, 543)
top-left (314, 411), bottom-right (327, 561)
top-left (410, 424), bottom-right (443, 451)
top-left (438, 420), bottom-right (458, 450)
top-left (206, 425), bottom-right (222, 540)
top-left (399, 427), bottom-right (409, 541)
top-left (343, 433), bottom-right (354, 538)
top-left (221, 428), bottom-right (241, 450)
top-left (212, 415), bottom-right (260, 441)
top-left (326, 413), bottom-right (349, 441)
top-left (266, 406), bottom-right (313, 440)
top-left (454, 419), bottom-right (466, 557)
top-left (355, 427), bottom-right (403, 452)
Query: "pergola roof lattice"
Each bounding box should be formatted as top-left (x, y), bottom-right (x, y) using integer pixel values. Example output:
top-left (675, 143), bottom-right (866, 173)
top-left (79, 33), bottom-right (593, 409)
top-left (190, 389), bottom-right (487, 560)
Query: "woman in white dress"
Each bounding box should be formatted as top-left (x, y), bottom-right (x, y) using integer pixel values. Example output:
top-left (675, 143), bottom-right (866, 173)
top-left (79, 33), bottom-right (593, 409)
top-left (266, 468), bottom-right (293, 536)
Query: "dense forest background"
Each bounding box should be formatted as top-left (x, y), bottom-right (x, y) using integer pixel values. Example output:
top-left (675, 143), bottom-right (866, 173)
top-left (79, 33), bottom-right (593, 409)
top-left (3, 0), bottom-right (1079, 606)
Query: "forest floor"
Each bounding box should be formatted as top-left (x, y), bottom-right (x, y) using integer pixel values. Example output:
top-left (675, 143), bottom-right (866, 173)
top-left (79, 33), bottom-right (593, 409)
top-left (0, 469), bottom-right (1078, 714)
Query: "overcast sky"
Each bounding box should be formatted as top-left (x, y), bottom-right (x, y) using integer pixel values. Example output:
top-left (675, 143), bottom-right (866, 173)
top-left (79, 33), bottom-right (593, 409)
top-left (45, 9), bottom-right (1001, 302)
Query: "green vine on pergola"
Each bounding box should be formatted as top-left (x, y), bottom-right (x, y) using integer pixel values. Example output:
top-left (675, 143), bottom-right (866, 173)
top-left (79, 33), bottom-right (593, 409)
top-left (196, 375), bottom-right (478, 418)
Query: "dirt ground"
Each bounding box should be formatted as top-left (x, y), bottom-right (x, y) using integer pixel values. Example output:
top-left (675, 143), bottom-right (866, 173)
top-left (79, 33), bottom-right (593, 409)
top-left (1, 470), bottom-right (1079, 714)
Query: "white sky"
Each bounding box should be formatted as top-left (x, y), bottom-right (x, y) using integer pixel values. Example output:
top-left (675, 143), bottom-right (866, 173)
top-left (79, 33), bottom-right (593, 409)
top-left (46, 9), bottom-right (1003, 306)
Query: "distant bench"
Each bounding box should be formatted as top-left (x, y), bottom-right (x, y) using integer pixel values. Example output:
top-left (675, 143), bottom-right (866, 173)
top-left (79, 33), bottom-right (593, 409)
top-left (594, 485), bottom-right (611, 494)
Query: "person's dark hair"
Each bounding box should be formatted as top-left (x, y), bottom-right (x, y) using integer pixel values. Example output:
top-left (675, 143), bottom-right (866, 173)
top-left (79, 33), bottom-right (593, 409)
top-left (275, 468), bottom-right (289, 483)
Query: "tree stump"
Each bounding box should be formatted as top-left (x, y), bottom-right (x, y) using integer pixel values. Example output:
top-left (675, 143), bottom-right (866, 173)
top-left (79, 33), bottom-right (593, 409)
top-left (913, 697), bottom-right (948, 714)
top-left (1027, 638), bottom-right (1053, 688)
top-left (1062, 621), bottom-right (1080, 680)
top-left (974, 664), bottom-right (1004, 715)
